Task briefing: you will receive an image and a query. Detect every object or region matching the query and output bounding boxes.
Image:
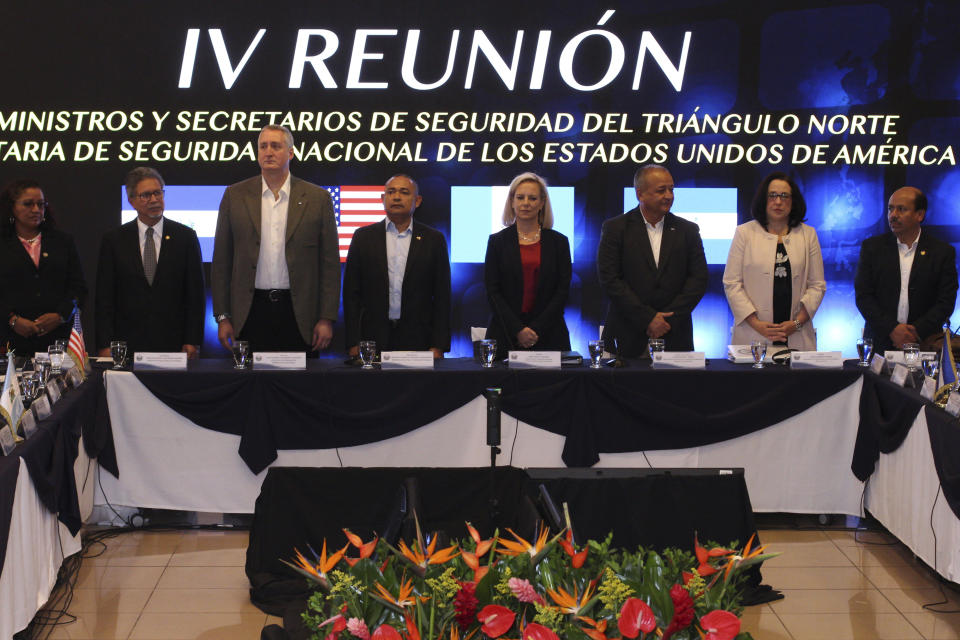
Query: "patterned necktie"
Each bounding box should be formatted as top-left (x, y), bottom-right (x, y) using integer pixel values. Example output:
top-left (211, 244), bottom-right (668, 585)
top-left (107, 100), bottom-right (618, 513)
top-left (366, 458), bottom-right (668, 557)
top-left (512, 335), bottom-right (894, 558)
top-left (143, 227), bottom-right (156, 285)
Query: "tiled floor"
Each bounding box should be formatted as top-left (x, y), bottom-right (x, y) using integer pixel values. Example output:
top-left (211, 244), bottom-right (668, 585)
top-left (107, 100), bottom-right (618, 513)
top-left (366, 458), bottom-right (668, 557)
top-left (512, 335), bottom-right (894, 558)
top-left (27, 525), bottom-right (960, 639)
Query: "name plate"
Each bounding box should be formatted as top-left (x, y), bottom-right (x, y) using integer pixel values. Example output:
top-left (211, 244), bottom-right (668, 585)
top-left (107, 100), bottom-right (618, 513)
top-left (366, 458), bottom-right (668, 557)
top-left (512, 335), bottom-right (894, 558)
top-left (33, 352), bottom-right (50, 362)
top-left (652, 352), bottom-right (706, 369)
top-left (47, 382), bottom-right (62, 404)
top-left (946, 392), bottom-right (960, 417)
top-left (380, 351), bottom-right (435, 369)
top-left (790, 351), bottom-right (843, 369)
top-left (0, 425), bottom-right (16, 455)
top-left (20, 410), bottom-right (37, 439)
top-left (67, 367), bottom-right (84, 387)
top-left (32, 395), bottom-right (52, 420)
top-left (508, 351), bottom-right (561, 368)
top-left (870, 354), bottom-right (886, 375)
top-left (921, 377), bottom-right (937, 401)
top-left (253, 352), bottom-right (306, 370)
top-left (884, 351), bottom-right (936, 364)
top-left (890, 364), bottom-right (909, 387)
top-left (133, 352), bottom-right (188, 370)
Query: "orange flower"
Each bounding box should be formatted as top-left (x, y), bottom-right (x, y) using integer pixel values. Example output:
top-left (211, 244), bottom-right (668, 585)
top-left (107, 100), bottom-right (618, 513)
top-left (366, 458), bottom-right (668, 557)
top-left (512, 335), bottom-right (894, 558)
top-left (373, 577), bottom-right (417, 609)
top-left (558, 530), bottom-right (589, 568)
top-left (398, 537), bottom-right (460, 572)
top-left (281, 540), bottom-right (349, 588)
top-left (465, 522), bottom-right (494, 558)
top-left (344, 528), bottom-right (379, 559)
top-left (694, 535), bottom-right (733, 578)
top-left (546, 583), bottom-right (596, 615)
top-left (576, 616), bottom-right (608, 640)
top-left (497, 525), bottom-right (550, 558)
top-left (720, 533), bottom-right (770, 581)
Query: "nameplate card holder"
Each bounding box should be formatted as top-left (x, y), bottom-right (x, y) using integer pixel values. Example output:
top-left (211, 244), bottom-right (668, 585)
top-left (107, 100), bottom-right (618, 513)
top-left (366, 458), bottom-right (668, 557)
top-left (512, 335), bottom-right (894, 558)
top-left (652, 352), bottom-right (706, 369)
top-left (34, 352), bottom-right (50, 362)
top-left (921, 377), bottom-right (937, 401)
top-left (133, 352), bottom-right (188, 370)
top-left (380, 351), bottom-right (435, 369)
top-left (66, 367), bottom-right (83, 388)
top-left (884, 350), bottom-right (936, 365)
top-left (790, 351), bottom-right (843, 369)
top-left (33, 395), bottom-right (52, 420)
top-left (47, 382), bottom-right (61, 405)
top-left (508, 351), bottom-right (561, 368)
top-left (21, 409), bottom-right (38, 439)
top-left (870, 354), bottom-right (886, 375)
top-left (0, 424), bottom-right (16, 455)
top-left (890, 364), bottom-right (909, 387)
top-left (727, 345), bottom-right (755, 364)
top-left (946, 392), bottom-right (960, 417)
top-left (253, 352), bottom-right (306, 370)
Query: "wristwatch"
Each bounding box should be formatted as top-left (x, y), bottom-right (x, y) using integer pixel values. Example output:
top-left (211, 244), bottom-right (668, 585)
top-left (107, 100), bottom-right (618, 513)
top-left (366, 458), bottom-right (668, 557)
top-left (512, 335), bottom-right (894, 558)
top-left (8, 315), bottom-right (17, 329)
top-left (793, 319), bottom-right (804, 332)
top-left (215, 313), bottom-right (231, 323)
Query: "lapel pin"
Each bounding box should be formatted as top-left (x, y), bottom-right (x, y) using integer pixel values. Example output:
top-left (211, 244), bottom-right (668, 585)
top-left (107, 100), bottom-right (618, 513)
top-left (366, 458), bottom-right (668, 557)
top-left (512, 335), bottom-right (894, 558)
top-left (165, 235), bottom-right (170, 240)
top-left (42, 252), bottom-right (49, 258)
top-left (297, 201), bottom-right (303, 206)
top-left (416, 235), bottom-right (422, 240)
top-left (921, 250), bottom-right (926, 256)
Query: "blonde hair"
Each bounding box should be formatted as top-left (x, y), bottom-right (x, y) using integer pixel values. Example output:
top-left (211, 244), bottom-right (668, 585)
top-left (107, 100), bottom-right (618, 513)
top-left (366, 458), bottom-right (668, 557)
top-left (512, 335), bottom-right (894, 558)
top-left (501, 172), bottom-right (554, 229)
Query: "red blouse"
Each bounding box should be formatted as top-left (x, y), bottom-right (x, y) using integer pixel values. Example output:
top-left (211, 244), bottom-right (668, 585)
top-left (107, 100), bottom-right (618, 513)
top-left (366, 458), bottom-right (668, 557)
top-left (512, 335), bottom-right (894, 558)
top-left (519, 241), bottom-right (541, 314)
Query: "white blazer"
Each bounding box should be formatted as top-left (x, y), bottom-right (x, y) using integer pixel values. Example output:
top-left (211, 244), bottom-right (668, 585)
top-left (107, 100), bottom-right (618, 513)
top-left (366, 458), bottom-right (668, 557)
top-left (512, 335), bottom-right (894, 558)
top-left (722, 220), bottom-right (826, 351)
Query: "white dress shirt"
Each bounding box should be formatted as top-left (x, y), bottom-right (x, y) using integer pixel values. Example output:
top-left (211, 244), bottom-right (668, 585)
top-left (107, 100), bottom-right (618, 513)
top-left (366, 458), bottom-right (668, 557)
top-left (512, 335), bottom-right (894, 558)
top-left (896, 229), bottom-right (921, 324)
top-left (385, 219), bottom-right (413, 320)
top-left (137, 217), bottom-right (163, 264)
top-left (255, 174), bottom-right (291, 289)
top-left (644, 215), bottom-right (665, 267)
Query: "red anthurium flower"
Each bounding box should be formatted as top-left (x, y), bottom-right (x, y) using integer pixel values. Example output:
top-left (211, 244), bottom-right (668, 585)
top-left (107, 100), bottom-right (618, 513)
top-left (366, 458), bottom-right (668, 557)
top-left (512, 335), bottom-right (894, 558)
top-left (700, 610), bottom-right (740, 640)
top-left (372, 624), bottom-right (403, 640)
top-left (522, 623), bottom-right (560, 640)
top-left (618, 598), bottom-right (657, 639)
top-left (319, 614), bottom-right (347, 633)
top-left (478, 604), bottom-right (516, 638)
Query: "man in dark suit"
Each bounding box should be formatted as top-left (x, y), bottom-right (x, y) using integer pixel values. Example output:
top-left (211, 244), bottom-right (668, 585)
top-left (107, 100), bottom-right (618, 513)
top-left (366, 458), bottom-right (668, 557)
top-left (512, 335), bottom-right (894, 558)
top-left (597, 164), bottom-right (708, 356)
top-left (95, 167), bottom-right (204, 357)
top-left (211, 125), bottom-right (340, 353)
top-left (342, 175), bottom-right (451, 357)
top-left (855, 186), bottom-right (957, 353)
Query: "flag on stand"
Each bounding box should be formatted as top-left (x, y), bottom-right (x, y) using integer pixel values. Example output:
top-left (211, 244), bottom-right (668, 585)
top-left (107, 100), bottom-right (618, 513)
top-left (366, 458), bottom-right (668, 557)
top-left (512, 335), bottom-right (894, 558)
top-left (67, 309), bottom-right (88, 379)
top-left (0, 352), bottom-right (24, 433)
top-left (938, 326), bottom-right (957, 391)
top-left (325, 186), bottom-right (385, 262)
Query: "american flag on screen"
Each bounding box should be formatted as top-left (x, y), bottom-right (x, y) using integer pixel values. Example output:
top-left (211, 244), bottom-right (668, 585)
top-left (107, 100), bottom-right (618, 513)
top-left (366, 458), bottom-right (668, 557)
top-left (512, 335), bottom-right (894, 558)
top-left (67, 308), bottom-right (87, 379)
top-left (325, 186), bottom-right (385, 262)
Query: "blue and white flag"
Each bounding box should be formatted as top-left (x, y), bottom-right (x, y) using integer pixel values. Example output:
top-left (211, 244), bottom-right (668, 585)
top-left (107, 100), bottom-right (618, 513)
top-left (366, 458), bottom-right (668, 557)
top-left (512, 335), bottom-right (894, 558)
top-left (0, 353), bottom-right (24, 432)
top-left (938, 327), bottom-right (957, 390)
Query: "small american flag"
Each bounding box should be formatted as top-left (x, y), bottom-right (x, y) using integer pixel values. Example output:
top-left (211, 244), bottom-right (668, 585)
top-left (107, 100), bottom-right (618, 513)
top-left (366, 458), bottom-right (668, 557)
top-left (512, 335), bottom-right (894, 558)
top-left (325, 186), bottom-right (385, 262)
top-left (67, 308), bottom-right (87, 379)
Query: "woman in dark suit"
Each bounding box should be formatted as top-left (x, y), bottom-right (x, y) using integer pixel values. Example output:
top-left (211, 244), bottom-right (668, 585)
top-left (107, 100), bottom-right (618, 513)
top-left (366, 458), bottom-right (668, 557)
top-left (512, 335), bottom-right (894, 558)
top-left (484, 172), bottom-right (571, 359)
top-left (0, 179), bottom-right (87, 356)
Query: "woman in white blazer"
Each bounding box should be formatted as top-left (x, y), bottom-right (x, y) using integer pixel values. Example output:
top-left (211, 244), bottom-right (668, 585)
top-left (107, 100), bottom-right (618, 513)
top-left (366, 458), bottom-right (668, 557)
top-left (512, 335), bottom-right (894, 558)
top-left (723, 172), bottom-right (826, 351)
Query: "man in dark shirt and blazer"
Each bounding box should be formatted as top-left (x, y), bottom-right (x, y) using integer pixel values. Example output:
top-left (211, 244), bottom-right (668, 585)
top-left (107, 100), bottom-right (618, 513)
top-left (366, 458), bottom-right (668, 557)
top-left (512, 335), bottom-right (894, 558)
top-left (342, 174), bottom-right (451, 357)
top-left (855, 186), bottom-right (958, 354)
top-left (95, 167), bottom-right (205, 357)
top-left (597, 164), bottom-right (708, 356)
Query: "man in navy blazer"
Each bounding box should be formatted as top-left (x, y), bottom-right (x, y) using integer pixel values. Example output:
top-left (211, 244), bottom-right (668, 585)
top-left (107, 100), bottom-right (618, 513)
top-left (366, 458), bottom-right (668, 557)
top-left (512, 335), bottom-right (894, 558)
top-left (855, 186), bottom-right (957, 353)
top-left (95, 167), bottom-right (205, 356)
top-left (342, 175), bottom-right (451, 357)
top-left (597, 164), bottom-right (708, 356)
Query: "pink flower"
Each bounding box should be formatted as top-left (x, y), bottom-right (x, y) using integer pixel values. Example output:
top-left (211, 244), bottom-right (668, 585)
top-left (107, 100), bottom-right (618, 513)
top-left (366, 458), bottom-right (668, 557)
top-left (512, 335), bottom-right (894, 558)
top-left (347, 617), bottom-right (371, 640)
top-left (508, 577), bottom-right (545, 604)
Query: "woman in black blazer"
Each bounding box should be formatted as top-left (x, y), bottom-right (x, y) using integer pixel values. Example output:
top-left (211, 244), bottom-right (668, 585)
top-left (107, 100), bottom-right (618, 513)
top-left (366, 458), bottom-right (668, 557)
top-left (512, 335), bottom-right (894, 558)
top-left (0, 179), bottom-right (87, 357)
top-left (484, 172), bottom-right (571, 359)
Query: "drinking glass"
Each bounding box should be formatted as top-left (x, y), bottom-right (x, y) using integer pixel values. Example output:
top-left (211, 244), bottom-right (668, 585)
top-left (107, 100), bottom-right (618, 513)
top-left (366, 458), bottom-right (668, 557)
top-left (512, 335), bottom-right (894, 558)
top-left (903, 342), bottom-right (920, 370)
top-left (110, 340), bottom-right (127, 369)
top-left (231, 340), bottom-right (249, 370)
top-left (750, 340), bottom-right (767, 369)
top-left (359, 340), bottom-right (377, 369)
top-left (21, 371), bottom-right (39, 401)
top-left (922, 357), bottom-right (940, 380)
top-left (588, 340), bottom-right (604, 369)
top-left (34, 357), bottom-right (51, 391)
top-left (856, 338), bottom-right (873, 367)
top-left (647, 338), bottom-right (665, 359)
top-left (479, 339), bottom-right (497, 368)
top-left (48, 342), bottom-right (65, 375)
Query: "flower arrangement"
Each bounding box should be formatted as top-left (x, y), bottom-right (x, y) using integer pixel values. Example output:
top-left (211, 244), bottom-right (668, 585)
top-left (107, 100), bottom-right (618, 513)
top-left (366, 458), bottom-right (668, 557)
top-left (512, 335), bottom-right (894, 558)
top-left (285, 517), bottom-right (775, 640)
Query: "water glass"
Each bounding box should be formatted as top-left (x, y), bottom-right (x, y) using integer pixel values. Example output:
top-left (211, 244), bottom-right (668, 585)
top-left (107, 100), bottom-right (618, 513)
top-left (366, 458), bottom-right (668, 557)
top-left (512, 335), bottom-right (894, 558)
top-left (750, 340), bottom-right (767, 369)
top-left (21, 371), bottom-right (40, 401)
top-left (34, 357), bottom-right (51, 391)
top-left (588, 340), bottom-right (604, 369)
top-left (903, 342), bottom-right (920, 370)
top-left (856, 338), bottom-right (873, 367)
top-left (110, 340), bottom-right (127, 369)
top-left (231, 340), bottom-right (249, 369)
top-left (647, 338), bottom-right (665, 359)
top-left (48, 342), bottom-right (65, 375)
top-left (359, 340), bottom-right (377, 369)
top-left (479, 339), bottom-right (497, 368)
top-left (922, 356), bottom-right (940, 380)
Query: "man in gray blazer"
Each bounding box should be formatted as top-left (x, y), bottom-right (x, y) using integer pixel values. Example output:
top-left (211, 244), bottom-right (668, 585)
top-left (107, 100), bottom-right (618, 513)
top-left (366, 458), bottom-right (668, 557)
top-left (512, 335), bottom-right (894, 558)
top-left (211, 125), bottom-right (340, 352)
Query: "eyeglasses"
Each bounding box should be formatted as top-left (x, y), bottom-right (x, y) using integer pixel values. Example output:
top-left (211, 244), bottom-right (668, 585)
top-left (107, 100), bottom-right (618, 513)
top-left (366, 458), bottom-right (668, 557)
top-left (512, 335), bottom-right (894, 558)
top-left (767, 192), bottom-right (792, 201)
top-left (135, 189), bottom-right (164, 201)
top-left (18, 199), bottom-right (48, 209)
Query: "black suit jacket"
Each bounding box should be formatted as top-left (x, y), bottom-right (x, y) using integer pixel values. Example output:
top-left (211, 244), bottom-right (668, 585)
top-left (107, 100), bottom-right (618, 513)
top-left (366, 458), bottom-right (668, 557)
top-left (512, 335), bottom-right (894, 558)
top-left (342, 220), bottom-right (451, 352)
top-left (855, 230), bottom-right (958, 353)
top-left (597, 209), bottom-right (708, 356)
top-left (95, 218), bottom-right (205, 353)
top-left (0, 229), bottom-right (87, 354)
top-left (484, 226), bottom-right (571, 358)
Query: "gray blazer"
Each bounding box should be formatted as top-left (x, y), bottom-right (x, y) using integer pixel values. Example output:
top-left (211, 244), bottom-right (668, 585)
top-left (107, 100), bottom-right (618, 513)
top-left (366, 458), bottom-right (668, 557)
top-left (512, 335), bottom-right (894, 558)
top-left (211, 175), bottom-right (341, 344)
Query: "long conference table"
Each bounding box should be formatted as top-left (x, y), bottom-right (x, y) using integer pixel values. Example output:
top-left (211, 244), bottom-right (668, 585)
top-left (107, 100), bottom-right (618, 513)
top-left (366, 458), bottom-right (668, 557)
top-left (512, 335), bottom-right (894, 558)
top-left (5, 357), bottom-right (960, 637)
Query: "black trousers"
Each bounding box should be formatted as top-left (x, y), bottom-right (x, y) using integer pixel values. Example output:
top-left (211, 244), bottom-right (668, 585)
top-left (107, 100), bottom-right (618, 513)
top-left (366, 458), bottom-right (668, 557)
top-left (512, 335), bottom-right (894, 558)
top-left (239, 290), bottom-right (312, 353)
